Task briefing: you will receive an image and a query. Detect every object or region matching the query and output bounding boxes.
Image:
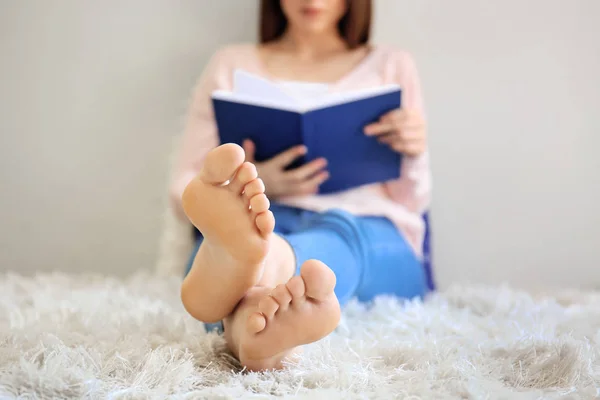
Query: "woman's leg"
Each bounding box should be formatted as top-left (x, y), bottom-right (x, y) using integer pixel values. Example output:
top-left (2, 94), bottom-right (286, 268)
top-left (222, 209), bottom-right (427, 371)
top-left (180, 144), bottom-right (340, 371)
top-left (180, 144), bottom-right (426, 371)
top-left (280, 209), bottom-right (428, 305)
top-left (183, 203), bottom-right (313, 333)
top-left (180, 144), bottom-right (301, 323)
top-left (353, 216), bottom-right (428, 302)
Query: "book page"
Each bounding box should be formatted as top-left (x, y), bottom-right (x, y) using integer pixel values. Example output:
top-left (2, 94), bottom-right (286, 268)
top-left (233, 70), bottom-right (298, 109)
top-left (215, 69), bottom-right (401, 113)
top-left (277, 81), bottom-right (329, 107)
top-left (236, 69), bottom-right (400, 112)
top-left (306, 84), bottom-right (401, 112)
top-left (212, 90), bottom-right (303, 112)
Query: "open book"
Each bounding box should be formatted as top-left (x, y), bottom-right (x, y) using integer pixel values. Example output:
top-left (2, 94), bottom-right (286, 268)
top-left (211, 70), bottom-right (402, 194)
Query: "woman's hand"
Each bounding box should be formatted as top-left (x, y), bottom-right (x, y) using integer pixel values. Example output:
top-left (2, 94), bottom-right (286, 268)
top-left (243, 140), bottom-right (329, 198)
top-left (364, 109), bottom-right (427, 156)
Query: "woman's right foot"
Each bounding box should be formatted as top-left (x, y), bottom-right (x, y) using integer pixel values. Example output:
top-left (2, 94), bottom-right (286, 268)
top-left (180, 143), bottom-right (278, 323)
top-left (238, 260), bottom-right (341, 371)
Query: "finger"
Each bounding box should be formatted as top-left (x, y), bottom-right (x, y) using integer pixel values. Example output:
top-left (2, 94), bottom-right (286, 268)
top-left (380, 109), bottom-right (404, 123)
top-left (377, 126), bottom-right (424, 142)
top-left (243, 139), bottom-right (256, 163)
top-left (385, 110), bottom-right (426, 130)
top-left (397, 120), bottom-right (427, 131)
top-left (377, 134), bottom-right (401, 145)
top-left (399, 128), bottom-right (426, 140)
top-left (364, 121), bottom-right (395, 136)
top-left (391, 141), bottom-right (426, 156)
top-left (271, 145), bottom-right (307, 168)
top-left (401, 111), bottom-right (426, 127)
top-left (285, 158), bottom-right (327, 182)
top-left (378, 134), bottom-right (423, 148)
top-left (293, 170), bottom-right (330, 195)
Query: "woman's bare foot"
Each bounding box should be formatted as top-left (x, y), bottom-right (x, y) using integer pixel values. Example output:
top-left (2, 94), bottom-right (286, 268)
top-left (180, 144), bottom-right (291, 323)
top-left (236, 260), bottom-right (341, 371)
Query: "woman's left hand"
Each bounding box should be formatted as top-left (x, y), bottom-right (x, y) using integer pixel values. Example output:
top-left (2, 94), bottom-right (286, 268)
top-left (363, 109), bottom-right (427, 156)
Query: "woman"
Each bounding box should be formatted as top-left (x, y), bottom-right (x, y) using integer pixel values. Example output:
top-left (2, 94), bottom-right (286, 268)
top-left (171, 0), bottom-right (431, 371)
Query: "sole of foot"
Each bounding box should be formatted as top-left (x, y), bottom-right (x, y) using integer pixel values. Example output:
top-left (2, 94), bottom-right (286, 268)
top-left (180, 143), bottom-right (276, 323)
top-left (238, 260), bottom-right (341, 370)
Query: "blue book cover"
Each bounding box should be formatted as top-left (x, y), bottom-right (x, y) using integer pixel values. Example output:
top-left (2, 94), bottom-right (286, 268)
top-left (211, 71), bottom-right (402, 194)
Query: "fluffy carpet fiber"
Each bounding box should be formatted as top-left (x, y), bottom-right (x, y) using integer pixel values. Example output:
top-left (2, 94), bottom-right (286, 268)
top-left (0, 272), bottom-right (599, 399)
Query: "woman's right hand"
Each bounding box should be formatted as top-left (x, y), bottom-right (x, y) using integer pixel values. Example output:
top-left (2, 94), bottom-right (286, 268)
top-left (243, 139), bottom-right (329, 198)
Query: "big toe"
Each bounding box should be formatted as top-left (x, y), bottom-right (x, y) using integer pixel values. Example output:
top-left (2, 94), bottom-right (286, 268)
top-left (201, 143), bottom-right (246, 184)
top-left (300, 260), bottom-right (336, 301)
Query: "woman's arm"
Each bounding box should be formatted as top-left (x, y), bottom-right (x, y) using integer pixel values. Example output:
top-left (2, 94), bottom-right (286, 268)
top-left (169, 49), bottom-right (234, 219)
top-left (383, 50), bottom-right (432, 214)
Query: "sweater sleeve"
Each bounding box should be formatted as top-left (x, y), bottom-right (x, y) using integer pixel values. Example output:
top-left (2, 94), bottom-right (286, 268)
top-left (383, 50), bottom-right (432, 214)
top-left (169, 48), bottom-right (234, 219)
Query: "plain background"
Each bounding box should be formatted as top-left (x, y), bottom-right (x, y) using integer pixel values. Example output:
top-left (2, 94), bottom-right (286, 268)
top-left (1, 1), bottom-right (598, 289)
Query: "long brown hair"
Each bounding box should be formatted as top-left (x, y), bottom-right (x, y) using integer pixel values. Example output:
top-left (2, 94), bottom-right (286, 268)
top-left (259, 0), bottom-right (372, 49)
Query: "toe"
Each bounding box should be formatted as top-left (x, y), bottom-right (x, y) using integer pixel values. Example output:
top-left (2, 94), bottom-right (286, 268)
top-left (255, 211), bottom-right (275, 237)
top-left (230, 162), bottom-right (258, 194)
top-left (200, 143), bottom-right (245, 184)
top-left (286, 276), bottom-right (306, 300)
top-left (258, 295), bottom-right (279, 319)
top-left (300, 260), bottom-right (336, 301)
top-left (271, 284), bottom-right (292, 311)
top-left (243, 178), bottom-right (265, 204)
top-left (250, 194), bottom-right (270, 214)
top-left (247, 313), bottom-right (266, 334)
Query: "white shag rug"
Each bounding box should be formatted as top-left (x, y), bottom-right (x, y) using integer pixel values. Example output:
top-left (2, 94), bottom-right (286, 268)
top-left (1, 273), bottom-right (599, 399)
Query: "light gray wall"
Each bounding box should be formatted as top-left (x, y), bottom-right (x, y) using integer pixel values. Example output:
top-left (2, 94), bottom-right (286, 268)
top-left (1, 1), bottom-right (599, 289)
top-left (0, 0), bottom-right (257, 275)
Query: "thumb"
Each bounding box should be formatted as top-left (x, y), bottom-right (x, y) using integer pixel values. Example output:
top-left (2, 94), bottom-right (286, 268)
top-left (242, 139), bottom-right (256, 162)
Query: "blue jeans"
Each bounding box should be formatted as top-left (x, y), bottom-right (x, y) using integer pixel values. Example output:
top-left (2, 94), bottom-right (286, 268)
top-left (186, 204), bottom-right (429, 331)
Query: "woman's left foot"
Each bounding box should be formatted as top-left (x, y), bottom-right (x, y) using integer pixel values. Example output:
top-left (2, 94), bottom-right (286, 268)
top-left (237, 260), bottom-right (341, 371)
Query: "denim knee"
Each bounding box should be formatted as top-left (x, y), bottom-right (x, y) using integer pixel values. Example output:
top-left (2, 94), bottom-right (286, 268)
top-left (303, 209), bottom-right (370, 270)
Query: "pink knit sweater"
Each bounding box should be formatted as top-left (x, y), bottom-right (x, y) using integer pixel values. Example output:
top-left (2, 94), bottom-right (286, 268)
top-left (170, 44), bottom-right (432, 256)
